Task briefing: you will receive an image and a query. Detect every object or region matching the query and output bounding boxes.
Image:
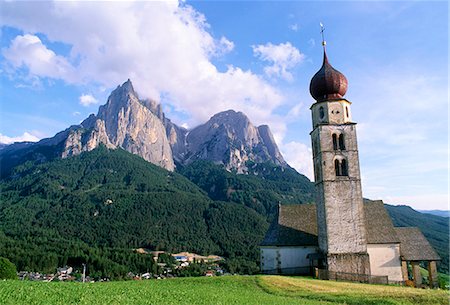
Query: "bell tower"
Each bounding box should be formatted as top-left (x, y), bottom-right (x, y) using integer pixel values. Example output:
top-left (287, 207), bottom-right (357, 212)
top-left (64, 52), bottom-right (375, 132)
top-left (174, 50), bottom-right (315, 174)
top-left (309, 32), bottom-right (370, 275)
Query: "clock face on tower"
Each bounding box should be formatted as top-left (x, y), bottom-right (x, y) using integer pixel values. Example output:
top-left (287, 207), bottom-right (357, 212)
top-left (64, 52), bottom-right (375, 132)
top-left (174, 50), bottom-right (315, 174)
top-left (329, 105), bottom-right (341, 116)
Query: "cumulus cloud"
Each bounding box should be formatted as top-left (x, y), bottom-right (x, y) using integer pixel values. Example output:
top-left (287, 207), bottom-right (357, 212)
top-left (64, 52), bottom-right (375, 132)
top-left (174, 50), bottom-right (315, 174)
top-left (0, 1), bottom-right (282, 131)
top-left (2, 34), bottom-right (75, 81)
top-left (252, 42), bottom-right (305, 81)
top-left (0, 132), bottom-right (40, 144)
top-left (0, 1), bottom-right (312, 179)
top-left (217, 36), bottom-right (235, 55)
top-left (79, 94), bottom-right (99, 107)
top-left (280, 141), bottom-right (313, 180)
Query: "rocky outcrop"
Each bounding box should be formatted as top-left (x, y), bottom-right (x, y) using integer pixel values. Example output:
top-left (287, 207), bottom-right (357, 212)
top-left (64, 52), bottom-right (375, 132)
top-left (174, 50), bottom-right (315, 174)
top-left (184, 110), bottom-right (287, 173)
top-left (1, 80), bottom-right (288, 174)
top-left (61, 80), bottom-right (174, 171)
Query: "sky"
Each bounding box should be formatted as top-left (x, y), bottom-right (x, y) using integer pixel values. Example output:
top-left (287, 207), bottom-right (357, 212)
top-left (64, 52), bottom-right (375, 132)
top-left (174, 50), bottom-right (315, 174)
top-left (0, 1), bottom-right (448, 211)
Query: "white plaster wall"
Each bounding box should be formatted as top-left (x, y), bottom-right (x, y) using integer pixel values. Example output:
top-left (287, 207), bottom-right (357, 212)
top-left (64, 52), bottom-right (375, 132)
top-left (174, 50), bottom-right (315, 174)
top-left (367, 244), bottom-right (403, 282)
top-left (311, 99), bottom-right (352, 128)
top-left (260, 246), bottom-right (318, 274)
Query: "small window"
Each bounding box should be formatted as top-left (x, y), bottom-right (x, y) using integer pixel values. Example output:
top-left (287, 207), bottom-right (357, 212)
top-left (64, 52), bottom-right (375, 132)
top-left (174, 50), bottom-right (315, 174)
top-left (346, 106), bottom-right (349, 118)
top-left (335, 159), bottom-right (349, 177)
top-left (319, 106), bottom-right (324, 119)
top-left (339, 134), bottom-right (345, 150)
top-left (335, 159), bottom-right (341, 176)
top-left (341, 159), bottom-right (348, 176)
top-left (332, 134), bottom-right (338, 150)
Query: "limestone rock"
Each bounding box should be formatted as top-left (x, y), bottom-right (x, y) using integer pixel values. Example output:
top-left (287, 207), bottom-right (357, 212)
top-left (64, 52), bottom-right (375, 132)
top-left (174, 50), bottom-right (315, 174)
top-left (184, 110), bottom-right (287, 173)
top-left (61, 80), bottom-right (175, 171)
top-left (1, 80), bottom-right (289, 175)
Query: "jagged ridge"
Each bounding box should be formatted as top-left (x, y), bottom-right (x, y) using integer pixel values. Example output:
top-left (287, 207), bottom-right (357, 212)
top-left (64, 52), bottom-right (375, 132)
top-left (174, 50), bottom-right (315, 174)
top-left (1, 80), bottom-right (287, 175)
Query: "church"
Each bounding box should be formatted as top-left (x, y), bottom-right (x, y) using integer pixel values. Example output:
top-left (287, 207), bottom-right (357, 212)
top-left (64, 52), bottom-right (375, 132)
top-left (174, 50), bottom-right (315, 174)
top-left (260, 40), bottom-right (440, 288)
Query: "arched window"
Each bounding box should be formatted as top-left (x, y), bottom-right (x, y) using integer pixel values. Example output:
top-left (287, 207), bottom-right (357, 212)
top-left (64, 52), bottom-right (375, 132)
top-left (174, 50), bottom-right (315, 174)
top-left (332, 134), bottom-right (338, 150)
top-left (335, 159), bottom-right (341, 176)
top-left (335, 158), bottom-right (348, 177)
top-left (341, 159), bottom-right (348, 176)
top-left (319, 106), bottom-right (324, 119)
top-left (339, 134), bottom-right (345, 150)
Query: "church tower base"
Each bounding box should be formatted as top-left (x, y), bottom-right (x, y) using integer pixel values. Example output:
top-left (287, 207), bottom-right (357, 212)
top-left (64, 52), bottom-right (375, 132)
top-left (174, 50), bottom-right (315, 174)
top-left (327, 253), bottom-right (371, 275)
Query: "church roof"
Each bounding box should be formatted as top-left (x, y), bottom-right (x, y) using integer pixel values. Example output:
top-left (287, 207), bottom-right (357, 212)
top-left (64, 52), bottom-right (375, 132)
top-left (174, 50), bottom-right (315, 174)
top-left (261, 201), bottom-right (400, 246)
top-left (309, 50), bottom-right (348, 102)
top-left (262, 204), bottom-right (318, 247)
top-left (394, 227), bottom-right (441, 261)
top-left (363, 200), bottom-right (400, 244)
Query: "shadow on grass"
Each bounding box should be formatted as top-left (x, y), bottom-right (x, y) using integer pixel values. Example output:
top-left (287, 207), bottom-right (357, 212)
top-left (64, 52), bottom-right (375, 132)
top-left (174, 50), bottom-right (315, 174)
top-left (255, 276), bottom-right (411, 305)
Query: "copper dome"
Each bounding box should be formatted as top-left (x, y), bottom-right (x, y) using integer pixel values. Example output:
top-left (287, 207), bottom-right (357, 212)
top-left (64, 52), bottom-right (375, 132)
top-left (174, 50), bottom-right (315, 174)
top-left (309, 50), bottom-right (348, 102)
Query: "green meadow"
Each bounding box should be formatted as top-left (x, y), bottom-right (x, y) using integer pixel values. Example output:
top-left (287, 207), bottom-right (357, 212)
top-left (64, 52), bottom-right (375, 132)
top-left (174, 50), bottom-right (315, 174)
top-left (1, 276), bottom-right (448, 305)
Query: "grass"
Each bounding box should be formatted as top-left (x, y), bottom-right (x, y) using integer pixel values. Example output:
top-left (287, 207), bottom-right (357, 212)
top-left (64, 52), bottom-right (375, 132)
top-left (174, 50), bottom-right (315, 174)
top-left (258, 276), bottom-right (449, 305)
top-left (0, 275), bottom-right (448, 305)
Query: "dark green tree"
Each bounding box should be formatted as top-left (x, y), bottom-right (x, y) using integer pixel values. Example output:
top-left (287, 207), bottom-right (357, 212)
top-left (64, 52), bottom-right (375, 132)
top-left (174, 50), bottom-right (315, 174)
top-left (0, 257), bottom-right (17, 279)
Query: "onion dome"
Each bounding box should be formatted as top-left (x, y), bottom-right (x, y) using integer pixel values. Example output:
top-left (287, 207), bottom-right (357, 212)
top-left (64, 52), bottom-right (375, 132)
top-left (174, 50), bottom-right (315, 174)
top-left (309, 50), bottom-right (348, 102)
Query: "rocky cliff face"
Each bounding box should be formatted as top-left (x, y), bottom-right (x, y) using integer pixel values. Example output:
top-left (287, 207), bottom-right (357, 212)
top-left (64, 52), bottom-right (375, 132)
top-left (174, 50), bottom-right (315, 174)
top-left (61, 80), bottom-right (174, 171)
top-left (184, 110), bottom-right (287, 173)
top-left (1, 80), bottom-right (287, 174)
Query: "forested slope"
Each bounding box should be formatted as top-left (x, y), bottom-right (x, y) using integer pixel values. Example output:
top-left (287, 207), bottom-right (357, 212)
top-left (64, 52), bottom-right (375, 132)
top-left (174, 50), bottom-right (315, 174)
top-left (0, 146), bottom-right (447, 277)
top-left (0, 147), bottom-right (267, 277)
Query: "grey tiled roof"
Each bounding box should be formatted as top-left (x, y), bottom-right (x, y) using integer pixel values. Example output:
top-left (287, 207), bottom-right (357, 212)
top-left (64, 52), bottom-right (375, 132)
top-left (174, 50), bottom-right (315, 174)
top-left (260, 204), bottom-right (317, 247)
top-left (261, 202), bottom-right (400, 246)
top-left (363, 200), bottom-right (400, 244)
top-left (395, 227), bottom-right (441, 261)
top-left (261, 201), bottom-right (439, 262)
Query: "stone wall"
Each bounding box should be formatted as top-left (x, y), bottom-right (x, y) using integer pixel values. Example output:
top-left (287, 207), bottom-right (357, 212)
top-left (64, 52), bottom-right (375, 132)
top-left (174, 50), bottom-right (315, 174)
top-left (311, 98), bottom-right (370, 275)
top-left (327, 252), bottom-right (371, 275)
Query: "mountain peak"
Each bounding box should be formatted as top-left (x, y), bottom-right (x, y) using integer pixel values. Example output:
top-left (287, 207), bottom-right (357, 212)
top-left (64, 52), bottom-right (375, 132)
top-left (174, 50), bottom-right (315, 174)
top-left (183, 109), bottom-right (287, 172)
top-left (109, 79), bottom-right (137, 102)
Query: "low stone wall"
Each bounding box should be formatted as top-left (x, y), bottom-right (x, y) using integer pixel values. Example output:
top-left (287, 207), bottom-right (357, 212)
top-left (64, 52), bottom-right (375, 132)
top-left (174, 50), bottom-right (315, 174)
top-left (327, 253), bottom-right (371, 275)
top-left (316, 269), bottom-right (388, 285)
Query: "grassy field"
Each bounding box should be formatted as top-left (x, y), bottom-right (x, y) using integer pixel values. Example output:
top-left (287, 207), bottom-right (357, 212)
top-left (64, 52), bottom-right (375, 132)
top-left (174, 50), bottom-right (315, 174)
top-left (0, 276), bottom-right (448, 305)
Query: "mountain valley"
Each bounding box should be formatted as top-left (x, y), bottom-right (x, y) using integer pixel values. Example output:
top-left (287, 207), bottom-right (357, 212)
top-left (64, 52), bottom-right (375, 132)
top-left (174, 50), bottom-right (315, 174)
top-left (0, 80), bottom-right (447, 278)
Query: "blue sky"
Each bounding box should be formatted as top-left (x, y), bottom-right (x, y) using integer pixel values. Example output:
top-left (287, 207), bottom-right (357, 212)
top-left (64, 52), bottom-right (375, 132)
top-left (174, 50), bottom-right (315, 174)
top-left (0, 1), bottom-right (447, 210)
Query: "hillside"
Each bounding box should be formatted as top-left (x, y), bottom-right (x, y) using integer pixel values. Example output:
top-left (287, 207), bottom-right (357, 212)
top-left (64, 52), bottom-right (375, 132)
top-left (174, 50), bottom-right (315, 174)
top-left (1, 146), bottom-right (447, 277)
top-left (0, 276), bottom-right (447, 305)
top-left (386, 204), bottom-right (449, 273)
top-left (0, 147), bottom-right (267, 277)
top-left (179, 160), bottom-right (315, 218)
top-left (418, 210), bottom-right (449, 218)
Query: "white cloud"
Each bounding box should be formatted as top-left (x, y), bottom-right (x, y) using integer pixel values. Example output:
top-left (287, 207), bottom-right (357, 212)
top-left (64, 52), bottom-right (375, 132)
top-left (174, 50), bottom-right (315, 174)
top-left (280, 141), bottom-right (314, 180)
top-left (0, 132), bottom-right (40, 144)
top-left (79, 94), bottom-right (99, 107)
top-left (72, 111), bottom-right (81, 116)
top-left (217, 36), bottom-right (234, 55)
top-left (2, 34), bottom-right (75, 81)
top-left (252, 42), bottom-right (305, 81)
top-left (0, 1), bottom-right (282, 133)
top-left (289, 24), bottom-right (298, 32)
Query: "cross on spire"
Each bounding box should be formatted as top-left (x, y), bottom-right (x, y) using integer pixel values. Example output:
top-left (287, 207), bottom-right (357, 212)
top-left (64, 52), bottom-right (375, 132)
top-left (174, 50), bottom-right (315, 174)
top-left (320, 22), bottom-right (326, 48)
